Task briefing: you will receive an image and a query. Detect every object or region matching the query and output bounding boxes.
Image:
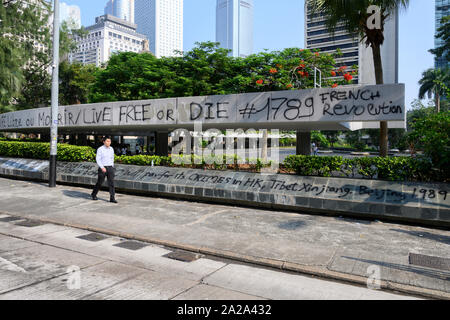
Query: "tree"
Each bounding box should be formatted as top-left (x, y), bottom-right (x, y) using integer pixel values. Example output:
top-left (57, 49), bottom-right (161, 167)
top-left (89, 42), bottom-right (353, 103)
top-left (308, 0), bottom-right (409, 157)
top-left (0, 0), bottom-right (51, 109)
top-left (430, 15), bottom-right (450, 63)
top-left (418, 68), bottom-right (450, 113)
top-left (321, 130), bottom-right (341, 147)
top-left (59, 61), bottom-right (99, 105)
top-left (408, 111), bottom-right (450, 179)
top-left (1, 1), bottom-right (83, 112)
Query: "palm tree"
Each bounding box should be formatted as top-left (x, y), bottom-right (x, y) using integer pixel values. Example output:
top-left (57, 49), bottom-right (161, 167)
top-left (308, 0), bottom-right (409, 157)
top-left (418, 68), bottom-right (450, 113)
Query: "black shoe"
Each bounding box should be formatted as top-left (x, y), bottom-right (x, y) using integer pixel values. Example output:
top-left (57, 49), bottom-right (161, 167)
top-left (110, 199), bottom-right (118, 203)
top-left (91, 194), bottom-right (98, 201)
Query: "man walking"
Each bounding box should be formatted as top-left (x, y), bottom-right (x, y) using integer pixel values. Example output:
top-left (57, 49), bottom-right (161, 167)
top-left (91, 136), bottom-right (118, 203)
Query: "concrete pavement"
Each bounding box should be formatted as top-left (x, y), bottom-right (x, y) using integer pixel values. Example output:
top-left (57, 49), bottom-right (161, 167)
top-left (0, 218), bottom-right (416, 300)
top-left (0, 177), bottom-right (448, 299)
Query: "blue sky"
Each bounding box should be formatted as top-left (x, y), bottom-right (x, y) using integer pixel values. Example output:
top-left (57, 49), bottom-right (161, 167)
top-left (62, 0), bottom-right (435, 110)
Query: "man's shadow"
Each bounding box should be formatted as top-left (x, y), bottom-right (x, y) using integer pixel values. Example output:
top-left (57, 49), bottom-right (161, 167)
top-left (63, 190), bottom-right (110, 202)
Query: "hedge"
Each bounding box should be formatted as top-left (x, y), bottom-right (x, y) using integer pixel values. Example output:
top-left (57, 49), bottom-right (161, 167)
top-left (0, 141), bottom-right (444, 182)
top-left (0, 141), bottom-right (96, 162)
top-left (283, 155), bottom-right (441, 182)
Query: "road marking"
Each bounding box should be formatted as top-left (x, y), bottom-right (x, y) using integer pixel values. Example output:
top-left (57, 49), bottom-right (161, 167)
top-left (0, 256), bottom-right (27, 273)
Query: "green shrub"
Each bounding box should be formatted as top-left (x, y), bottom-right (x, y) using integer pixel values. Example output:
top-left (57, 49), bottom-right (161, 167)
top-left (283, 155), bottom-right (440, 182)
top-left (0, 141), bottom-right (95, 162)
top-left (115, 155), bottom-right (171, 166)
top-left (284, 155), bottom-right (344, 177)
top-left (408, 111), bottom-right (450, 178)
top-left (311, 131), bottom-right (330, 148)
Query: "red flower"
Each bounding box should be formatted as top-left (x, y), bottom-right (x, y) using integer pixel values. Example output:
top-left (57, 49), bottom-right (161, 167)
top-left (331, 83), bottom-right (338, 88)
top-left (344, 73), bottom-right (353, 81)
top-left (299, 64), bottom-right (306, 69)
top-left (298, 71), bottom-right (304, 76)
top-left (339, 66), bottom-right (347, 72)
top-left (269, 68), bottom-right (278, 74)
top-left (256, 79), bottom-right (263, 85)
top-left (286, 84), bottom-right (293, 88)
top-left (315, 52), bottom-right (320, 57)
top-left (331, 71), bottom-right (336, 77)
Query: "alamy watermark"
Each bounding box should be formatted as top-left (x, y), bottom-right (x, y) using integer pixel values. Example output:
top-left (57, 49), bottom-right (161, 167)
top-left (66, 265), bottom-right (81, 290)
top-left (366, 265), bottom-right (381, 290)
top-left (171, 122), bottom-right (280, 174)
top-left (367, 5), bottom-right (382, 30)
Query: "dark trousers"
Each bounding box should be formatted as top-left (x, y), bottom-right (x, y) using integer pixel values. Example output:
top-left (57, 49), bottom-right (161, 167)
top-left (92, 166), bottom-right (115, 199)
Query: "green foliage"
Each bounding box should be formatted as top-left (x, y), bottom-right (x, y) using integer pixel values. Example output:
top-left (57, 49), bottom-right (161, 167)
top-left (283, 155), bottom-right (345, 177)
top-left (283, 155), bottom-right (438, 182)
top-left (311, 131), bottom-right (330, 148)
top-left (0, 140), bottom-right (443, 181)
top-left (418, 68), bottom-right (450, 112)
top-left (407, 111), bottom-right (450, 178)
top-left (343, 131), bottom-right (367, 151)
top-left (59, 61), bottom-right (99, 105)
top-left (0, 0), bottom-right (51, 108)
top-left (321, 131), bottom-right (341, 147)
top-left (115, 155), bottom-right (171, 166)
top-left (0, 141), bottom-right (95, 162)
top-left (430, 15), bottom-right (450, 62)
top-left (279, 137), bottom-right (296, 147)
top-left (0, 3), bottom-right (82, 112)
top-left (89, 42), bottom-right (352, 103)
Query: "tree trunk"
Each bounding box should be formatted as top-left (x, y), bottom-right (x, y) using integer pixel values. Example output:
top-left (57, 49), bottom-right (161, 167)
top-left (436, 90), bottom-right (441, 113)
top-left (372, 44), bottom-right (388, 157)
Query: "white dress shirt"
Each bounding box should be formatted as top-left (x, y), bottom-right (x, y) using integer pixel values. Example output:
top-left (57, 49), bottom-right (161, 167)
top-left (96, 145), bottom-right (115, 169)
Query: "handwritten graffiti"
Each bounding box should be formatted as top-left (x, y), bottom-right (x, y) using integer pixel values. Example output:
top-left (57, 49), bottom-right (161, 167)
top-left (239, 97), bottom-right (314, 121)
top-left (0, 85), bottom-right (406, 130)
top-left (190, 102), bottom-right (230, 121)
top-left (119, 104), bottom-right (175, 124)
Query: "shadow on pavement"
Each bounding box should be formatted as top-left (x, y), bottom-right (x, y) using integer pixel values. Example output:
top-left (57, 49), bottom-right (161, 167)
top-left (390, 229), bottom-right (450, 245)
top-left (341, 256), bottom-right (450, 281)
top-left (278, 220), bottom-right (307, 230)
top-left (63, 190), bottom-right (91, 199)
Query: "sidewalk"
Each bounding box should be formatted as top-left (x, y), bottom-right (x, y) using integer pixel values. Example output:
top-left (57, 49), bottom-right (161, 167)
top-left (0, 176), bottom-right (449, 299)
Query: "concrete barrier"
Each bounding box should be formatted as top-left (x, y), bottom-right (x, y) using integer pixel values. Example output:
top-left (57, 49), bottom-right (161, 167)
top-left (0, 156), bottom-right (448, 227)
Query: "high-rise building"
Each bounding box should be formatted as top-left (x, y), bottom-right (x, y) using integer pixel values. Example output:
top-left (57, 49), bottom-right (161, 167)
top-left (304, 1), bottom-right (398, 85)
top-left (105, 0), bottom-right (135, 23)
top-left (60, 2), bottom-right (81, 29)
top-left (216, 0), bottom-right (254, 58)
top-left (69, 15), bottom-right (147, 67)
top-left (435, 0), bottom-right (450, 69)
top-left (134, 0), bottom-right (183, 58)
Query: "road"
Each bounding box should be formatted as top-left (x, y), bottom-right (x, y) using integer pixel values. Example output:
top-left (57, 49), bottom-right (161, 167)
top-left (0, 216), bottom-right (417, 300)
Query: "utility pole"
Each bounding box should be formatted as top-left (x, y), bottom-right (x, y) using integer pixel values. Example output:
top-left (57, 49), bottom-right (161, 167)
top-left (49, 0), bottom-right (60, 188)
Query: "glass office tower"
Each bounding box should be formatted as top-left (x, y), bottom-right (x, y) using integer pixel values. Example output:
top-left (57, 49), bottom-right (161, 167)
top-left (104, 0), bottom-right (135, 23)
top-left (134, 0), bottom-right (183, 58)
top-left (435, 0), bottom-right (450, 69)
top-left (216, 0), bottom-right (254, 58)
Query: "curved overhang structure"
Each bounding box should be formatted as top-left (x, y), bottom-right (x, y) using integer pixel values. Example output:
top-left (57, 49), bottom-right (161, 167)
top-left (0, 84), bottom-right (406, 135)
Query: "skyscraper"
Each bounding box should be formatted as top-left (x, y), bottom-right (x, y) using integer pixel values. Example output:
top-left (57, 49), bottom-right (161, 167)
top-left (304, 1), bottom-right (398, 85)
top-left (60, 2), bottom-right (81, 29)
top-left (134, 0), bottom-right (183, 58)
top-left (216, 0), bottom-right (254, 58)
top-left (435, 0), bottom-right (450, 69)
top-left (105, 0), bottom-right (135, 23)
